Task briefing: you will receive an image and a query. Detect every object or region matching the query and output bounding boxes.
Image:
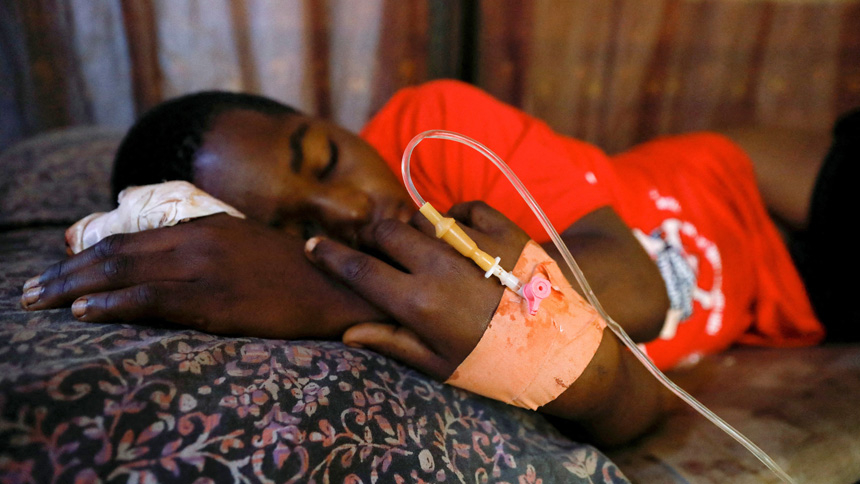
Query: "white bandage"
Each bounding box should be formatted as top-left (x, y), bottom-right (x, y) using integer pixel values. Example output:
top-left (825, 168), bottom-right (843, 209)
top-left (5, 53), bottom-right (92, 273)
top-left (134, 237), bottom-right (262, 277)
top-left (65, 181), bottom-right (245, 254)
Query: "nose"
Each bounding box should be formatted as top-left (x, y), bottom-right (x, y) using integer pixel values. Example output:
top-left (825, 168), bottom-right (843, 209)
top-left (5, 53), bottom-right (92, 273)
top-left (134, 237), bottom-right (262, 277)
top-left (307, 187), bottom-right (373, 236)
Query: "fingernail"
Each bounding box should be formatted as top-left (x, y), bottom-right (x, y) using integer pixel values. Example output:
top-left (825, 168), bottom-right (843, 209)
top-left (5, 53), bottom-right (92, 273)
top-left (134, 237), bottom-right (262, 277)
top-left (21, 286), bottom-right (43, 306)
top-left (304, 236), bottom-right (323, 254)
top-left (343, 339), bottom-right (365, 349)
top-left (72, 298), bottom-right (88, 318)
top-left (23, 276), bottom-right (41, 291)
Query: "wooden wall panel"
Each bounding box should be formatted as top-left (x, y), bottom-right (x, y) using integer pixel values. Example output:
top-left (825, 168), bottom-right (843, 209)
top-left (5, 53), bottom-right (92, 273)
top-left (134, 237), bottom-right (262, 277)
top-left (836, 3), bottom-right (860, 111)
top-left (370, 0), bottom-right (430, 121)
top-left (520, 1), bottom-right (612, 140)
top-left (700, 2), bottom-right (773, 130)
top-left (426, 1), bottom-right (466, 81)
top-left (586, 0), bottom-right (665, 149)
top-left (8, 0), bottom-right (92, 132)
top-left (756, 4), bottom-right (843, 128)
top-left (120, 0), bottom-right (163, 115)
top-left (477, 0), bottom-right (534, 110)
top-left (636, 1), bottom-right (770, 140)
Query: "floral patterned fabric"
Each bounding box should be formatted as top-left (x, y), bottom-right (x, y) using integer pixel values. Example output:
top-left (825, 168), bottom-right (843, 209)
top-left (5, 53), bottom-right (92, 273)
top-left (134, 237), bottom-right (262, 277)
top-left (0, 130), bottom-right (630, 483)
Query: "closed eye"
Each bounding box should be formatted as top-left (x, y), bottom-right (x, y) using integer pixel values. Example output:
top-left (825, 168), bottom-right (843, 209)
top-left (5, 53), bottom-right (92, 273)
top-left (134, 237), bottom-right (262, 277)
top-left (318, 140), bottom-right (338, 180)
top-left (289, 123), bottom-right (309, 174)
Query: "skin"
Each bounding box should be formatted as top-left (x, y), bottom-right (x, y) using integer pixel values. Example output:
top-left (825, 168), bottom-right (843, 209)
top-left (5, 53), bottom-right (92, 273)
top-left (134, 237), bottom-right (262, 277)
top-left (23, 107), bottom-right (673, 445)
top-left (193, 110), bottom-right (415, 242)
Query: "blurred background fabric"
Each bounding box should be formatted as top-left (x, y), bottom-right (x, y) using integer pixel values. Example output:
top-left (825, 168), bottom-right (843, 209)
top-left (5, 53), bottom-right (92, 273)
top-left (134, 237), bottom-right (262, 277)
top-left (1, 0), bottom-right (859, 155)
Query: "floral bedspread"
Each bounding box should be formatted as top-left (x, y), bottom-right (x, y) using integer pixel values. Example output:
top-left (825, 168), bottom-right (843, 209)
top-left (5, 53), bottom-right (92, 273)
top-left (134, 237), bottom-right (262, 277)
top-left (0, 226), bottom-right (630, 484)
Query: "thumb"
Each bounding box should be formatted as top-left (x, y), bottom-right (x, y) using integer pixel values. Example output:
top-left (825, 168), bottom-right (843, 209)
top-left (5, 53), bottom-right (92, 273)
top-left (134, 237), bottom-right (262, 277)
top-left (343, 323), bottom-right (454, 381)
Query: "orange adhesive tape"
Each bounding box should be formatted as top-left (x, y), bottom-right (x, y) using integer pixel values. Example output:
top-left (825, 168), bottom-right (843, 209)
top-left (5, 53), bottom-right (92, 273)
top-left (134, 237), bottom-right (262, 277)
top-left (446, 240), bottom-right (607, 410)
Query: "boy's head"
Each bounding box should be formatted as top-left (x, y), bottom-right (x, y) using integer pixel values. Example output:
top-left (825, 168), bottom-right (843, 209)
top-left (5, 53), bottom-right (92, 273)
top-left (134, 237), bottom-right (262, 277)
top-left (112, 91), bottom-right (412, 240)
top-left (111, 91), bottom-right (297, 200)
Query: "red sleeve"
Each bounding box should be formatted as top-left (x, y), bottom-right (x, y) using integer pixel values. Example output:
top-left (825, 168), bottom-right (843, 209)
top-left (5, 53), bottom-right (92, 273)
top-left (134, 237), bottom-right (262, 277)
top-left (611, 133), bottom-right (823, 366)
top-left (360, 80), bottom-right (617, 242)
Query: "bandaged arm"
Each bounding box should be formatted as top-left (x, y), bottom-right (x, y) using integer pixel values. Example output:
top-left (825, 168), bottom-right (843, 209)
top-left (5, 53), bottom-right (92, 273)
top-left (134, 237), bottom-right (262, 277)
top-left (446, 238), bottom-right (671, 446)
top-left (541, 207), bottom-right (673, 444)
top-left (518, 207), bottom-right (672, 445)
top-left (66, 181), bottom-right (245, 254)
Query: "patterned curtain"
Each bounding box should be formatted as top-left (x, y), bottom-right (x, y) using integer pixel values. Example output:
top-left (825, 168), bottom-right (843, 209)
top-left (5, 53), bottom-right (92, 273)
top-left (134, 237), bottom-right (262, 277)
top-left (0, 0), bottom-right (465, 151)
top-left (477, 0), bottom-right (860, 153)
top-left (2, 0), bottom-right (858, 153)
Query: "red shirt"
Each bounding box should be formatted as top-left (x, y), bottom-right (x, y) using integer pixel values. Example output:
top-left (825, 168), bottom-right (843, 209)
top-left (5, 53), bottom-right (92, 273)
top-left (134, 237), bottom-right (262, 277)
top-left (361, 80), bottom-right (823, 370)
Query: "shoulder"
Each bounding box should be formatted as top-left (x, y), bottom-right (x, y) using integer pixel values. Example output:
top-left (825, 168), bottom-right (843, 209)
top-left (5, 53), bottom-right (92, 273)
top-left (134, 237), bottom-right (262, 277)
top-left (363, 80), bottom-right (527, 134)
top-left (360, 80), bottom-right (537, 161)
top-left (395, 79), bottom-right (501, 106)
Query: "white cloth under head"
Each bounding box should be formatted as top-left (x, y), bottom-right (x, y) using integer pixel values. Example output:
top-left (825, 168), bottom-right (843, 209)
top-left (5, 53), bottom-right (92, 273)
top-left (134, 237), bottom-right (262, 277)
top-left (65, 181), bottom-right (245, 254)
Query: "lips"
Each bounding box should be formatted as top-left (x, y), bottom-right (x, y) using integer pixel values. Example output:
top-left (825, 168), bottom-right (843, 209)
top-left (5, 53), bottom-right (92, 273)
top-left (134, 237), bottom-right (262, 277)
top-left (321, 198), bottom-right (416, 244)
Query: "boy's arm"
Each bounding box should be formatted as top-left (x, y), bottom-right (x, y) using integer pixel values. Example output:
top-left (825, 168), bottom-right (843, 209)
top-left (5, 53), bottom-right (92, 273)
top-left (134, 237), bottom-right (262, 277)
top-left (306, 202), bottom-right (672, 445)
top-left (542, 326), bottom-right (673, 446)
top-left (541, 207), bottom-right (668, 342)
top-left (22, 214), bottom-right (386, 338)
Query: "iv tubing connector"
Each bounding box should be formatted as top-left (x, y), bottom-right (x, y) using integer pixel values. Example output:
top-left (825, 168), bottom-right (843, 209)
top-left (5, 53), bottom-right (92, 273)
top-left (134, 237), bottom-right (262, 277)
top-left (419, 202), bottom-right (521, 292)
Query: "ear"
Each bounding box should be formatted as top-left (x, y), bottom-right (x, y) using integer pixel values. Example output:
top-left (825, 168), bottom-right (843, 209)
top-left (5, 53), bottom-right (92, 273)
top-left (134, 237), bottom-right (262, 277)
top-left (343, 322), bottom-right (454, 381)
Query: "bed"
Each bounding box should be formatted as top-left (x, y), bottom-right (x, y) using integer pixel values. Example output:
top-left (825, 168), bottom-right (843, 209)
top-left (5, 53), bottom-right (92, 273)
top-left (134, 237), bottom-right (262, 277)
top-left (1, 128), bottom-right (859, 483)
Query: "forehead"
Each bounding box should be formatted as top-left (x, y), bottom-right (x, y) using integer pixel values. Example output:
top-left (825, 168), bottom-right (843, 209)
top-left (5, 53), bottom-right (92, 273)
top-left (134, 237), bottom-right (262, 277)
top-left (191, 109), bottom-right (300, 217)
top-left (195, 108), bottom-right (327, 182)
top-left (204, 109), bottom-right (298, 153)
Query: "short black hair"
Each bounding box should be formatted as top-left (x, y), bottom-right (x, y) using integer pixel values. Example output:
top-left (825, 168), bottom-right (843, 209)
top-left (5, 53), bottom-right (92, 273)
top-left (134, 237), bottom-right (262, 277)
top-left (110, 91), bottom-right (299, 202)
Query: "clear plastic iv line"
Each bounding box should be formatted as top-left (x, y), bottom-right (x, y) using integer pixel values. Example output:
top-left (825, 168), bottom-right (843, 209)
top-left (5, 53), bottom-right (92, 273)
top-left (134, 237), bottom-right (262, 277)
top-left (402, 129), bottom-right (795, 484)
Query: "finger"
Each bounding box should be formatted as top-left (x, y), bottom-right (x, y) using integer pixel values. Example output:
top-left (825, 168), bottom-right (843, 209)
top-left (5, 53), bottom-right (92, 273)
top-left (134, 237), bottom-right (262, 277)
top-left (408, 205), bottom-right (486, 241)
top-left (446, 201), bottom-right (530, 265)
top-left (70, 281), bottom-right (203, 328)
top-left (408, 202), bottom-right (507, 254)
top-left (357, 219), bottom-right (457, 273)
top-left (343, 323), bottom-right (454, 381)
top-left (408, 210), bottom-right (436, 237)
top-left (405, 204), bottom-right (520, 277)
top-left (22, 251), bottom-right (188, 311)
top-left (30, 230), bottom-right (177, 289)
top-left (305, 236), bottom-right (417, 323)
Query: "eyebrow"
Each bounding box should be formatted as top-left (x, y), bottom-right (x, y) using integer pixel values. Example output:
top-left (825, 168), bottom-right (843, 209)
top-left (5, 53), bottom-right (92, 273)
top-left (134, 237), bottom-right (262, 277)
top-left (289, 122), bottom-right (310, 174)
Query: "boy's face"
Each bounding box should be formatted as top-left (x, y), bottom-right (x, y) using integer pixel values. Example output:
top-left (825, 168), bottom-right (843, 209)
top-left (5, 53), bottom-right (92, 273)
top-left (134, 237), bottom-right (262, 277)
top-left (193, 109), bottom-right (414, 241)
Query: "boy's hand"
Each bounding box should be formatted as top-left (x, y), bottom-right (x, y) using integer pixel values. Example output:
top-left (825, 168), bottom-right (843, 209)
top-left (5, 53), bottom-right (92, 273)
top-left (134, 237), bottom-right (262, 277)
top-left (305, 201), bottom-right (530, 380)
top-left (21, 214), bottom-right (384, 338)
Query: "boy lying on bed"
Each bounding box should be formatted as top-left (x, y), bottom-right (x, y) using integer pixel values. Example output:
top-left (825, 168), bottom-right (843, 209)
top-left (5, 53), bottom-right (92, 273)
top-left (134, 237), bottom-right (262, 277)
top-left (21, 80), bottom-right (853, 446)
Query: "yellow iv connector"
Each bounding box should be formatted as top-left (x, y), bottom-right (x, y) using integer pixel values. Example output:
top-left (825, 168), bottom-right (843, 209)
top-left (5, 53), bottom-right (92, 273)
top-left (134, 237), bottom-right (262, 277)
top-left (419, 202), bottom-right (521, 292)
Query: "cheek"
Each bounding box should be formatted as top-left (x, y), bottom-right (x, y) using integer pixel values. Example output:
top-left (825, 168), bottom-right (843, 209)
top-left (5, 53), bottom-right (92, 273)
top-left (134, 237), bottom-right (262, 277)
top-left (235, 201), bottom-right (276, 223)
top-left (380, 176), bottom-right (411, 200)
top-left (199, 181), bottom-right (278, 223)
top-left (355, 163), bottom-right (406, 194)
